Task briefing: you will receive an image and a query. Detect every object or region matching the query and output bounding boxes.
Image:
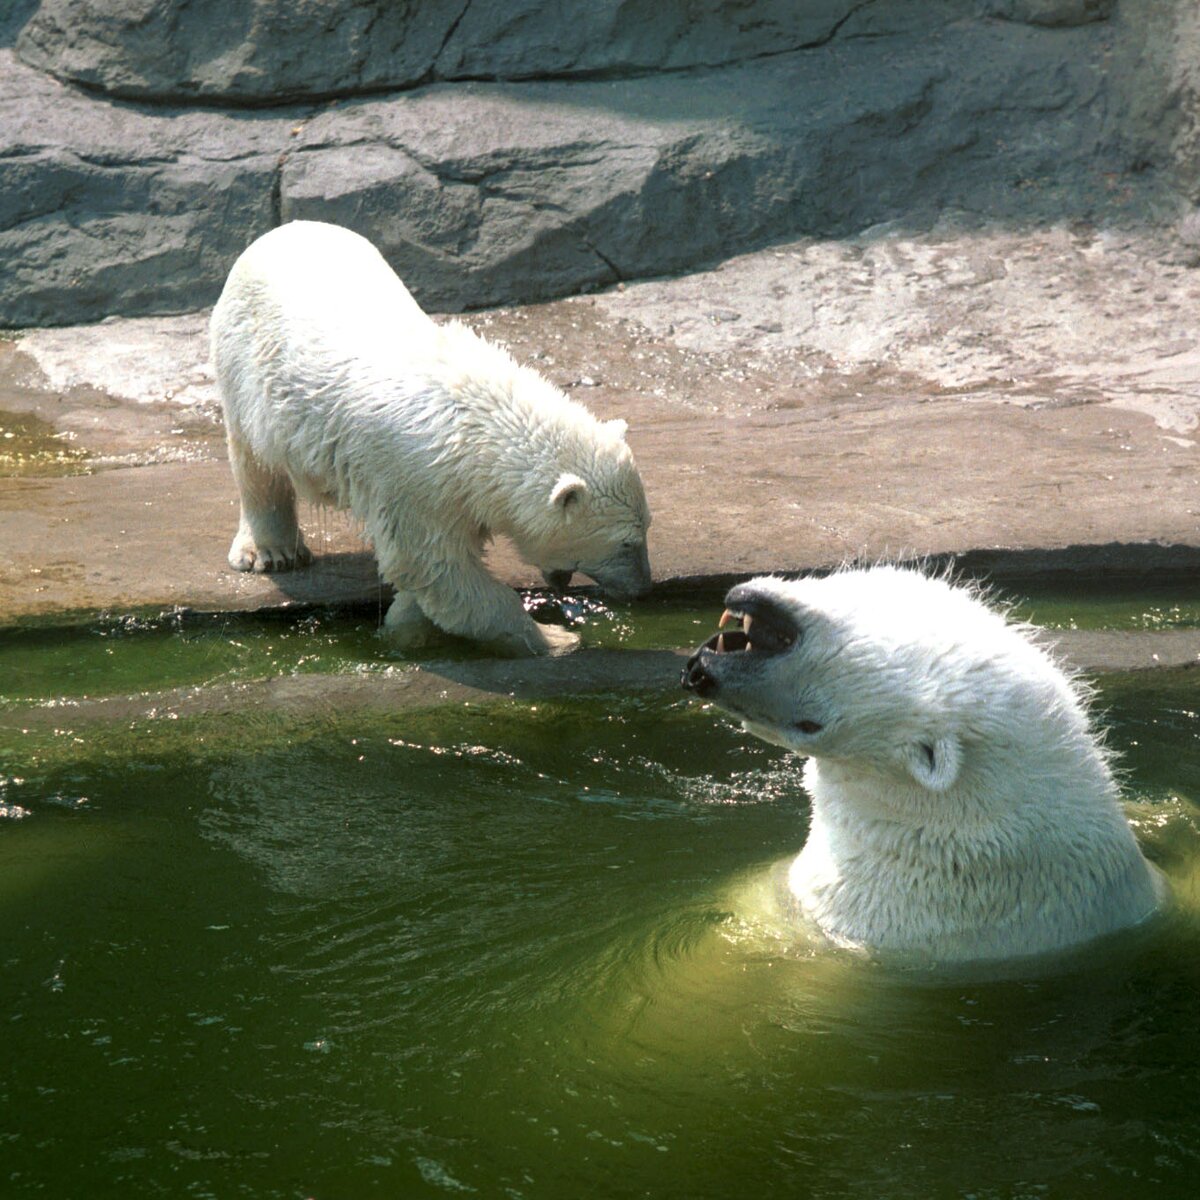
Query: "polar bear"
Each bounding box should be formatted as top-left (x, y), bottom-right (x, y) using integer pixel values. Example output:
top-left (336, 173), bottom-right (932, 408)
top-left (681, 566), bottom-right (1163, 963)
top-left (210, 221), bottom-right (652, 657)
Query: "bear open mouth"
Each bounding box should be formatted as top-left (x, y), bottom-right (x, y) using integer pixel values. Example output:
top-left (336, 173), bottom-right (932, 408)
top-left (683, 593), bottom-right (821, 733)
top-left (700, 596), bottom-right (798, 657)
top-left (542, 568), bottom-right (574, 593)
top-left (691, 600), bottom-right (820, 739)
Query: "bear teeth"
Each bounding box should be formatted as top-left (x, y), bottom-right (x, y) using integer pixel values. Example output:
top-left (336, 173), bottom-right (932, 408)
top-left (715, 609), bottom-right (754, 654)
top-left (719, 609), bottom-right (752, 632)
top-left (715, 605), bottom-right (797, 655)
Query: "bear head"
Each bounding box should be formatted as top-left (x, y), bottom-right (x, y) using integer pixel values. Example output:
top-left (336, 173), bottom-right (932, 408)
top-left (516, 418), bottom-right (652, 602)
top-left (681, 566), bottom-right (1097, 812)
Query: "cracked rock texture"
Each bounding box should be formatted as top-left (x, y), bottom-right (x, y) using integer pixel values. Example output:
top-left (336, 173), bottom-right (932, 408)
top-left (13, 0), bottom-right (883, 101)
top-left (2, 0), bottom-right (1199, 326)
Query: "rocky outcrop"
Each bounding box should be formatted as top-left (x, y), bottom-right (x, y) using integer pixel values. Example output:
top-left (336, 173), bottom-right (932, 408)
top-left (13, 0), bottom-right (930, 103)
top-left (983, 0), bottom-right (1115, 24)
top-left (0, 0), bottom-right (1196, 327)
top-left (0, 53), bottom-right (289, 326)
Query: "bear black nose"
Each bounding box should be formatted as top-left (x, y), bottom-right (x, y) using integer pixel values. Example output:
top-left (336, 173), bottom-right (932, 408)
top-left (681, 650), bottom-right (717, 697)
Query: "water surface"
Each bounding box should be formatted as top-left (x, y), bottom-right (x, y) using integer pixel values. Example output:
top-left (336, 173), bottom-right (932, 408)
top-left (2, 575), bottom-right (1197, 705)
top-left (3, 670), bottom-right (1199, 1198)
top-left (0, 408), bottom-right (89, 477)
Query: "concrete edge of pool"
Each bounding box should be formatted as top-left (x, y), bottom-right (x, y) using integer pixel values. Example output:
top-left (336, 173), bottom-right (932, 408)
top-left (5, 542), bottom-right (1200, 632)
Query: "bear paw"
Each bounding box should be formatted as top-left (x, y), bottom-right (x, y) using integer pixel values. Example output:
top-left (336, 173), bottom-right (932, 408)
top-left (383, 594), bottom-right (438, 649)
top-left (537, 623), bottom-right (582, 657)
top-left (227, 532), bottom-right (313, 574)
top-left (490, 622), bottom-right (580, 658)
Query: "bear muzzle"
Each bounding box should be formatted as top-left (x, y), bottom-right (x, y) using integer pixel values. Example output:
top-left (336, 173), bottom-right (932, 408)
top-left (680, 635), bottom-right (824, 735)
top-left (542, 568), bottom-right (574, 593)
top-left (679, 627), bottom-right (765, 698)
top-left (588, 542), bottom-right (652, 601)
top-left (681, 588), bottom-right (818, 733)
top-left (681, 646), bottom-right (720, 697)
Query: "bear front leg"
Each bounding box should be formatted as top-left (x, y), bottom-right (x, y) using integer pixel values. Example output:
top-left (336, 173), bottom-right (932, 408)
top-left (401, 556), bottom-right (579, 658)
top-left (225, 433), bottom-right (313, 573)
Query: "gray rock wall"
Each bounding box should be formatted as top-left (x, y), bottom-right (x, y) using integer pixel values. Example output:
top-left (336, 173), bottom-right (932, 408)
top-left (982, 0), bottom-right (1114, 24)
top-left (13, 0), bottom-right (933, 102)
top-left (1, 0), bottom-right (1197, 327)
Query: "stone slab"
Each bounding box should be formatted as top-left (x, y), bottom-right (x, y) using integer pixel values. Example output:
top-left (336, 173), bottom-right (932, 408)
top-left (1, 225), bottom-right (1197, 630)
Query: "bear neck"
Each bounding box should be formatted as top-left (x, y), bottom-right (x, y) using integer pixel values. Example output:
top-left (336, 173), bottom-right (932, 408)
top-left (791, 743), bottom-right (1159, 961)
top-left (436, 330), bottom-right (602, 535)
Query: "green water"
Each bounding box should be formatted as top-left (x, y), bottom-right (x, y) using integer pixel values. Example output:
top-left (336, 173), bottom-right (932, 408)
top-left (1003, 576), bottom-right (1200, 632)
top-left (3, 581), bottom-right (1200, 1197)
top-left (2, 576), bottom-right (1197, 705)
top-left (0, 594), bottom-right (711, 705)
top-left (3, 665), bottom-right (1200, 1197)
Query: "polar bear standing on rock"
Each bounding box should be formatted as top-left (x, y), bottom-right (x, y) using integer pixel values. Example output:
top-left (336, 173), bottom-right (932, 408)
top-left (211, 221), bottom-right (652, 657)
top-left (682, 566), bottom-right (1163, 964)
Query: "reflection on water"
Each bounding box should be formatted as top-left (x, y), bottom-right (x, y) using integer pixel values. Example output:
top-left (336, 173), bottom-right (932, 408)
top-left (0, 408), bottom-right (90, 478)
top-left (4, 574), bottom-right (1197, 706)
top-left (1, 674), bottom-right (1198, 1197)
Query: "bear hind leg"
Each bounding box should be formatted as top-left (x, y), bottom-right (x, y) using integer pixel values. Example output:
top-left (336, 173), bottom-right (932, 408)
top-left (226, 434), bottom-right (312, 573)
top-left (383, 590), bottom-right (438, 649)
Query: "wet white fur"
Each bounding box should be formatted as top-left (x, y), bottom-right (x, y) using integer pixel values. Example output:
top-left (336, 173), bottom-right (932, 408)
top-left (722, 567), bottom-right (1162, 963)
top-left (210, 221), bottom-right (650, 656)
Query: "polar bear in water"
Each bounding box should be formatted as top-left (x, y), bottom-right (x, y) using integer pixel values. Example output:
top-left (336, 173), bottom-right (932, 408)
top-left (211, 221), bottom-right (651, 657)
top-left (681, 566), bottom-right (1163, 963)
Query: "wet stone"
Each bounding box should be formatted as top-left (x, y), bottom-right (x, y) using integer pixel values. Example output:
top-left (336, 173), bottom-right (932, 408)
top-left (0, 408), bottom-right (89, 478)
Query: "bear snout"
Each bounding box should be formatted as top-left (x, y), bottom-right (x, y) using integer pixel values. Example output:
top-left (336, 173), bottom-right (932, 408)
top-left (602, 576), bottom-right (651, 602)
top-left (541, 568), bottom-right (574, 593)
top-left (600, 541), bottom-right (652, 601)
top-left (681, 646), bottom-right (719, 697)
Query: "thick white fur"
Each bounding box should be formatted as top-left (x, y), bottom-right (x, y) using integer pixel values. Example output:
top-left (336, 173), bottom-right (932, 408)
top-left (701, 567), bottom-right (1163, 963)
top-left (210, 221), bottom-right (651, 656)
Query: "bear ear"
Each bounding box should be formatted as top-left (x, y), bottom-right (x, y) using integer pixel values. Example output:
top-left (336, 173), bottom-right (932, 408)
top-left (904, 735), bottom-right (961, 792)
top-left (605, 418), bottom-right (628, 441)
top-left (550, 473), bottom-right (588, 513)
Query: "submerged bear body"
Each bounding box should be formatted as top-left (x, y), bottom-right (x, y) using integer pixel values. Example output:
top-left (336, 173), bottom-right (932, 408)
top-left (683, 566), bottom-right (1162, 964)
